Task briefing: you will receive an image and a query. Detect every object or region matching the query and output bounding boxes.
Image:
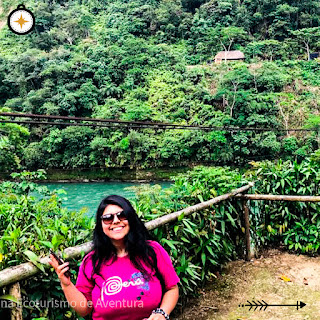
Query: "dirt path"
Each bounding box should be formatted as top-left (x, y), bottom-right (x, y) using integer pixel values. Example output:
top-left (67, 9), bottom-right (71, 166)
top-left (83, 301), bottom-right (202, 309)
top-left (174, 250), bottom-right (320, 320)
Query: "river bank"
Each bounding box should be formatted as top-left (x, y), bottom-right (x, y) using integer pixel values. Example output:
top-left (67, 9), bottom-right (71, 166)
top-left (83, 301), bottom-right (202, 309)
top-left (0, 165), bottom-right (191, 182)
top-left (0, 162), bottom-right (254, 183)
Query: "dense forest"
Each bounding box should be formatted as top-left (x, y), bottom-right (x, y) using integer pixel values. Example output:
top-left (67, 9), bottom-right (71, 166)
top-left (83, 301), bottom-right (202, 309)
top-left (1, 0), bottom-right (320, 173)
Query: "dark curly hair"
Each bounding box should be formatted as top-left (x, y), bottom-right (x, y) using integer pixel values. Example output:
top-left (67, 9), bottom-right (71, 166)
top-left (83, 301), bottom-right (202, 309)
top-left (90, 195), bottom-right (165, 289)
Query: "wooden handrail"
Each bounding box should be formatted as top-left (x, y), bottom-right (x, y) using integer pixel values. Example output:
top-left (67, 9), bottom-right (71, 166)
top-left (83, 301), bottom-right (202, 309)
top-left (144, 183), bottom-right (254, 230)
top-left (235, 194), bottom-right (320, 201)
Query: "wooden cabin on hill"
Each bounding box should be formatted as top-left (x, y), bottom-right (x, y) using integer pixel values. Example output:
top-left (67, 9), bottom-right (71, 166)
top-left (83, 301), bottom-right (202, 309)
top-left (214, 50), bottom-right (245, 63)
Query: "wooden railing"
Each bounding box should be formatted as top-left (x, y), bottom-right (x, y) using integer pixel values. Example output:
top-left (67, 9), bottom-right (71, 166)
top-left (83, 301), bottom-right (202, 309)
top-left (3, 182), bottom-right (320, 319)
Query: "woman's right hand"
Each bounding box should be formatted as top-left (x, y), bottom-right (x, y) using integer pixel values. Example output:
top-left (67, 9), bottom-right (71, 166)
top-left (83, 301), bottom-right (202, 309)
top-left (48, 254), bottom-right (72, 287)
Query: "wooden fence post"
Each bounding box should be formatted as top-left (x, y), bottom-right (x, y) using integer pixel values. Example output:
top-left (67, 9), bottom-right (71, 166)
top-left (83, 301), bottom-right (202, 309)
top-left (242, 200), bottom-right (252, 261)
top-left (9, 282), bottom-right (22, 320)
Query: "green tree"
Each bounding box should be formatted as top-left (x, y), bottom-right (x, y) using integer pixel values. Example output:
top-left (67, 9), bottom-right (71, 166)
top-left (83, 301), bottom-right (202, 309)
top-left (291, 27), bottom-right (320, 60)
top-left (0, 109), bottom-right (30, 171)
top-left (246, 39), bottom-right (284, 61)
top-left (219, 26), bottom-right (247, 55)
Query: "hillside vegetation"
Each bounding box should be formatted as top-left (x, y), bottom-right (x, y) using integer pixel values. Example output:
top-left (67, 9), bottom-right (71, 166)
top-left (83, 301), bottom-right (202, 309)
top-left (1, 0), bottom-right (320, 172)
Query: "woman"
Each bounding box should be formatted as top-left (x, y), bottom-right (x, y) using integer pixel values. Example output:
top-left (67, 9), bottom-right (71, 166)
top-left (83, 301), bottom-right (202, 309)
top-left (49, 194), bottom-right (180, 320)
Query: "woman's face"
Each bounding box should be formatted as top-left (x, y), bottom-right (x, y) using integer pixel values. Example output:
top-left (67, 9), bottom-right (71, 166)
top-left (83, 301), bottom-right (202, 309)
top-left (101, 204), bottom-right (130, 243)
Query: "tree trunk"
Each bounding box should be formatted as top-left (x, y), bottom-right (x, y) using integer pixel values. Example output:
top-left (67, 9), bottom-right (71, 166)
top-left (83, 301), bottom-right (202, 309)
top-left (305, 41), bottom-right (310, 61)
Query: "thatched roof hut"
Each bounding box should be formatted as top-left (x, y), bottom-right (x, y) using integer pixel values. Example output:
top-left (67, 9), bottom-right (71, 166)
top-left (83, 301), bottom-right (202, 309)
top-left (214, 50), bottom-right (245, 63)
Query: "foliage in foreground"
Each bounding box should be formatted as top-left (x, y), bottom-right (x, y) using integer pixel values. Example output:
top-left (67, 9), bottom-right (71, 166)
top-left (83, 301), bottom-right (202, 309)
top-left (249, 158), bottom-right (320, 254)
top-left (133, 165), bottom-right (249, 296)
top-left (0, 171), bottom-right (94, 320)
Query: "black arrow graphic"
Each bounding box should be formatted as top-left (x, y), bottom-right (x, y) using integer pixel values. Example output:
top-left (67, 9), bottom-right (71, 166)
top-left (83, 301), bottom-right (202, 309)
top-left (239, 300), bottom-right (306, 311)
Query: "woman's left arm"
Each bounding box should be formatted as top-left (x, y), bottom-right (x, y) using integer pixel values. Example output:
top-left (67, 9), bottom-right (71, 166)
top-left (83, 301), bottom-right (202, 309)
top-left (146, 284), bottom-right (179, 320)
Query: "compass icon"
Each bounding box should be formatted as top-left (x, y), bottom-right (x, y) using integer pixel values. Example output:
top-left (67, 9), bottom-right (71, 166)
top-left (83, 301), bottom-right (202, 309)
top-left (8, 4), bottom-right (35, 35)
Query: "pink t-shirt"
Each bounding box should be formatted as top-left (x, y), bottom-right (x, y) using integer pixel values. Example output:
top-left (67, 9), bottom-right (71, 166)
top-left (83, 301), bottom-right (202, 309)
top-left (75, 240), bottom-right (180, 320)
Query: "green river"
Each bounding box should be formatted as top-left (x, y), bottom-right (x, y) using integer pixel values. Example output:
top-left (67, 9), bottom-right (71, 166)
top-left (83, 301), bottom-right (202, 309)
top-left (38, 181), bottom-right (172, 216)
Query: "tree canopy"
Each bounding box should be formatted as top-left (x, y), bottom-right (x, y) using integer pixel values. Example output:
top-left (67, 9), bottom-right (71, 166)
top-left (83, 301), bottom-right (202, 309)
top-left (0, 0), bottom-right (320, 172)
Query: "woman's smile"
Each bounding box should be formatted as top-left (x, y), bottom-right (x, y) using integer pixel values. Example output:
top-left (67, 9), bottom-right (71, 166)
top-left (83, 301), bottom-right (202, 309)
top-left (102, 204), bottom-right (130, 243)
top-left (111, 226), bottom-right (125, 232)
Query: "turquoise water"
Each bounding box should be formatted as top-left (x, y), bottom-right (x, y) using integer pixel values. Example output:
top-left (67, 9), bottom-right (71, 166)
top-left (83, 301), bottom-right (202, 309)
top-left (37, 181), bottom-right (172, 216)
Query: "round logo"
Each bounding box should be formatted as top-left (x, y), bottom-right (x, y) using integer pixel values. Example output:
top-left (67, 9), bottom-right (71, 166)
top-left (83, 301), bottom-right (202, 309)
top-left (7, 4), bottom-right (35, 35)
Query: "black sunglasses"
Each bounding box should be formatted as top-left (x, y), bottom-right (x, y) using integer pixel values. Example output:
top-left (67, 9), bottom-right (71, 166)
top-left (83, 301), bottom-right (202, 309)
top-left (101, 211), bottom-right (127, 225)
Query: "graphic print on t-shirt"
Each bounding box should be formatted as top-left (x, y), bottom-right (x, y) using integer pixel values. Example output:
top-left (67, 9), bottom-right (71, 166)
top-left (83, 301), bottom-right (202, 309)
top-left (101, 272), bottom-right (149, 301)
top-left (75, 241), bottom-right (180, 319)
